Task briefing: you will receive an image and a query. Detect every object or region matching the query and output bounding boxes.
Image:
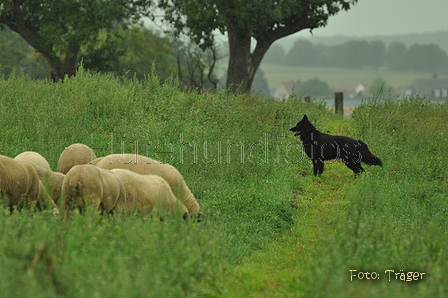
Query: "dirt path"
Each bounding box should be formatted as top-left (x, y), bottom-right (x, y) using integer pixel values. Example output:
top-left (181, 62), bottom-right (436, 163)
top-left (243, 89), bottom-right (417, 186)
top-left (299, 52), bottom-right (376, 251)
top-left (222, 163), bottom-right (354, 297)
top-left (221, 119), bottom-right (356, 297)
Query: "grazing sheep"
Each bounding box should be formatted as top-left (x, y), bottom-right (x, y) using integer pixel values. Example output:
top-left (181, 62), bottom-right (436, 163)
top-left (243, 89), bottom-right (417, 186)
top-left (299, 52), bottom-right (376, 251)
top-left (39, 170), bottom-right (65, 204)
top-left (88, 157), bottom-right (103, 166)
top-left (0, 154), bottom-right (44, 210)
top-left (14, 151), bottom-right (65, 203)
top-left (61, 164), bottom-right (126, 214)
top-left (57, 143), bottom-right (97, 174)
top-left (95, 154), bottom-right (200, 215)
top-left (14, 151), bottom-right (51, 172)
top-left (111, 169), bottom-right (189, 218)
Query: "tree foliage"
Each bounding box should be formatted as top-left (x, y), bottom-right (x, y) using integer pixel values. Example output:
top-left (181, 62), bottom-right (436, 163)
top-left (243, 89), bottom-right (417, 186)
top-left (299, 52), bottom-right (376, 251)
top-left (0, 23), bottom-right (220, 86)
top-left (0, 27), bottom-right (50, 79)
top-left (266, 39), bottom-right (448, 74)
top-left (0, 0), bottom-right (153, 81)
top-left (386, 41), bottom-right (407, 71)
top-left (405, 43), bottom-right (448, 73)
top-left (82, 27), bottom-right (177, 81)
top-left (296, 77), bottom-right (332, 98)
top-left (284, 39), bottom-right (386, 69)
top-left (158, 0), bottom-right (358, 92)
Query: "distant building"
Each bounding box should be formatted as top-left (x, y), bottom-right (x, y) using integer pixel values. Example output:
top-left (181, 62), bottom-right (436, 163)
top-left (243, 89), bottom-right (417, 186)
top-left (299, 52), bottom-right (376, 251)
top-left (403, 78), bottom-right (448, 100)
top-left (334, 82), bottom-right (369, 98)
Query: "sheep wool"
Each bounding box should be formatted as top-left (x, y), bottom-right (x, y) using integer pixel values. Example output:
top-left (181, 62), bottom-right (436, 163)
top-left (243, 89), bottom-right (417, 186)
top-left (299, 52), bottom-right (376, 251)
top-left (61, 164), bottom-right (126, 213)
top-left (88, 157), bottom-right (104, 166)
top-left (57, 143), bottom-right (97, 174)
top-left (39, 170), bottom-right (65, 204)
top-left (14, 151), bottom-right (65, 203)
top-left (111, 169), bottom-right (189, 217)
top-left (0, 154), bottom-right (43, 209)
top-left (96, 154), bottom-right (200, 215)
top-left (14, 151), bottom-right (51, 172)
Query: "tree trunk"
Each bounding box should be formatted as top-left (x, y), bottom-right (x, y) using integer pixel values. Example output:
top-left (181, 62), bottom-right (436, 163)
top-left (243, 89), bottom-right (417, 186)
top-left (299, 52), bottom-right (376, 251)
top-left (5, 22), bottom-right (79, 82)
top-left (226, 24), bottom-right (273, 93)
top-left (226, 24), bottom-right (254, 93)
top-left (48, 44), bottom-right (80, 82)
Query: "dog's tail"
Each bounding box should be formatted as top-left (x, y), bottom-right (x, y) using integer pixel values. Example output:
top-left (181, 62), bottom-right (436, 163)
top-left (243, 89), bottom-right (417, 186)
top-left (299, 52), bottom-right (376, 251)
top-left (358, 140), bottom-right (383, 166)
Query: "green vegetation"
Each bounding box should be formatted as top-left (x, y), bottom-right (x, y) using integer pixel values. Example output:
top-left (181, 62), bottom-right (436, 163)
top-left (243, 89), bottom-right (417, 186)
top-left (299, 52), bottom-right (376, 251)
top-left (261, 63), bottom-right (448, 92)
top-left (0, 71), bottom-right (447, 297)
top-left (267, 39), bottom-right (448, 73)
top-left (221, 97), bottom-right (448, 297)
top-left (296, 77), bottom-right (333, 98)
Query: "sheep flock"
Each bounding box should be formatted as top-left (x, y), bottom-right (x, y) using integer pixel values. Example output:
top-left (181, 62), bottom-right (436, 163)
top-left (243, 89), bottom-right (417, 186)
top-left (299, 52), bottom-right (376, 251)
top-left (1, 143), bottom-right (201, 220)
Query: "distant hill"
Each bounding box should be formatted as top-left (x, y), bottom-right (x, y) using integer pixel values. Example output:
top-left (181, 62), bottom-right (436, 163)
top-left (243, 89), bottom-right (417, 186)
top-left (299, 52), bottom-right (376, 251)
top-left (277, 31), bottom-right (448, 55)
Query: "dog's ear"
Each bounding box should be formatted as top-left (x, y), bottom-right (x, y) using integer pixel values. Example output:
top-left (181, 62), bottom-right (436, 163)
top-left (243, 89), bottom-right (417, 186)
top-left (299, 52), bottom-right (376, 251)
top-left (302, 114), bottom-right (309, 121)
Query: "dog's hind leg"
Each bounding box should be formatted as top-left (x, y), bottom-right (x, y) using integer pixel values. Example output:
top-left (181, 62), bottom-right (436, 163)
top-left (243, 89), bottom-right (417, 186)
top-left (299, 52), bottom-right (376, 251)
top-left (313, 159), bottom-right (325, 175)
top-left (344, 161), bottom-right (364, 175)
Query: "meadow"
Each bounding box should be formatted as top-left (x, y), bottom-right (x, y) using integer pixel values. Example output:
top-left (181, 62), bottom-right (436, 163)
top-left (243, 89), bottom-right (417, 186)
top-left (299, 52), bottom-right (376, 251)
top-left (0, 69), bottom-right (447, 297)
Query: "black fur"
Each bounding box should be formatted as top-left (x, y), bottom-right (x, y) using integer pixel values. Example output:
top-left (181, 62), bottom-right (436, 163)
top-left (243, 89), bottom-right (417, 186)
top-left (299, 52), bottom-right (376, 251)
top-left (290, 114), bottom-right (382, 176)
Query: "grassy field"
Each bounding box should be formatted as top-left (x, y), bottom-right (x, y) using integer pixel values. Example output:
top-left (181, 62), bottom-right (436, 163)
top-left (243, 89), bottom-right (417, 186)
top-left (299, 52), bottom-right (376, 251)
top-left (260, 63), bottom-right (448, 91)
top-left (0, 69), bottom-right (447, 297)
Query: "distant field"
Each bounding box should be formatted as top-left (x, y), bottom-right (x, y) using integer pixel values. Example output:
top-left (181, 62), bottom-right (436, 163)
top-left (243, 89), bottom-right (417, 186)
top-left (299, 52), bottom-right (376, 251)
top-left (260, 63), bottom-right (448, 91)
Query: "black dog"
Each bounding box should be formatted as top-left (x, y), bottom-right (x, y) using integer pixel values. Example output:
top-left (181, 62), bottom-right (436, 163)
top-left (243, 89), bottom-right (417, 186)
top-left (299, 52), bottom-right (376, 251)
top-left (290, 114), bottom-right (382, 175)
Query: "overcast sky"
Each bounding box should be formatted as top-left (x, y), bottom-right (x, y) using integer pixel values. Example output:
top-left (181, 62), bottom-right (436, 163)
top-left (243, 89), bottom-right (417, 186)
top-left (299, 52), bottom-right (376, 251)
top-left (294, 0), bottom-right (448, 38)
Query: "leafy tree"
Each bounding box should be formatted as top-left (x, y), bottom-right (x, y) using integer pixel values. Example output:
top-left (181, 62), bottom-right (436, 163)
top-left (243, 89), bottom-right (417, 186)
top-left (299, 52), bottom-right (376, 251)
top-left (386, 41), bottom-right (407, 71)
top-left (0, 0), bottom-right (153, 81)
top-left (365, 40), bottom-right (386, 69)
top-left (0, 27), bottom-right (26, 76)
top-left (157, 0), bottom-right (358, 93)
top-left (82, 26), bottom-right (178, 81)
top-left (284, 39), bottom-right (319, 67)
top-left (117, 27), bottom-right (177, 81)
top-left (0, 27), bottom-right (50, 79)
top-left (334, 40), bottom-right (385, 69)
top-left (296, 77), bottom-right (332, 98)
top-left (405, 43), bottom-right (448, 73)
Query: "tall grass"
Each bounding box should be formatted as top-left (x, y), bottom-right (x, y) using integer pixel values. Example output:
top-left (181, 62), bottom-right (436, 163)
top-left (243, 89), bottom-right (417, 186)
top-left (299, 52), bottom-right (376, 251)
top-left (4, 68), bottom-right (445, 297)
top-left (0, 68), bottom-right (330, 297)
top-left (297, 98), bottom-right (448, 297)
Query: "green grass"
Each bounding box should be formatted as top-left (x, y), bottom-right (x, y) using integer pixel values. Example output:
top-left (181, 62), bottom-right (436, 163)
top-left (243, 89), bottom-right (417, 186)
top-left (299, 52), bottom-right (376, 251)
top-left (1, 69), bottom-right (447, 297)
top-left (223, 98), bottom-right (448, 297)
top-left (260, 63), bottom-right (448, 91)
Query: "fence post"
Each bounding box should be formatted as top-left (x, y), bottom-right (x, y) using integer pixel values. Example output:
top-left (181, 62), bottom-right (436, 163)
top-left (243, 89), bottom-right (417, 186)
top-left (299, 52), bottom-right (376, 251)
top-left (335, 92), bottom-right (343, 116)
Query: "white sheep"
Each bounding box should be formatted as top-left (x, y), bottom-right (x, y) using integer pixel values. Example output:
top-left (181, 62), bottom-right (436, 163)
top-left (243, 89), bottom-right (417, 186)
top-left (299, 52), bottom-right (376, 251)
top-left (0, 154), bottom-right (45, 210)
top-left (111, 168), bottom-right (189, 218)
top-left (57, 143), bottom-right (97, 174)
top-left (95, 154), bottom-right (200, 215)
top-left (88, 157), bottom-right (103, 165)
top-left (39, 170), bottom-right (65, 205)
top-left (61, 164), bottom-right (126, 214)
top-left (14, 151), bottom-right (51, 172)
top-left (14, 151), bottom-right (65, 204)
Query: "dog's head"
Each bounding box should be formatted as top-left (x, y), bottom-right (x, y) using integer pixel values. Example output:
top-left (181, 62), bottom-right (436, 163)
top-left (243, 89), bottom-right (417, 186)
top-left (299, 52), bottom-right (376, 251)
top-left (290, 114), bottom-right (311, 136)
